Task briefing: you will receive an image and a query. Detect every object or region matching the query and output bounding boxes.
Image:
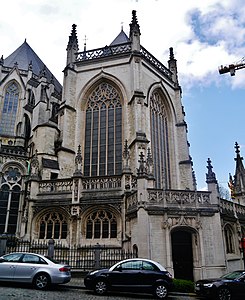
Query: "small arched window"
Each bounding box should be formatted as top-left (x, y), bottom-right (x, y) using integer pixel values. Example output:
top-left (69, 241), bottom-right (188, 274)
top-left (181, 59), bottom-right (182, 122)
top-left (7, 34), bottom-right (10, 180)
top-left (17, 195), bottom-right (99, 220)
top-left (0, 82), bottom-right (19, 136)
top-left (38, 212), bottom-right (67, 239)
top-left (86, 210), bottom-right (117, 239)
top-left (224, 225), bottom-right (235, 254)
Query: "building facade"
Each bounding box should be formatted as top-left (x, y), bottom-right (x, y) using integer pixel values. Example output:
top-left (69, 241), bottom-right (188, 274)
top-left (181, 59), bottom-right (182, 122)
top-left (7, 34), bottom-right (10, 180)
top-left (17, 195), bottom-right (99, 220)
top-left (0, 11), bottom-right (245, 281)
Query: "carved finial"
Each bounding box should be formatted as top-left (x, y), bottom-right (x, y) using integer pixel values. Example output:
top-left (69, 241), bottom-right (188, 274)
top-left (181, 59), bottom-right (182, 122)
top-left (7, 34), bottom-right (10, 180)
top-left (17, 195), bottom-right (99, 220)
top-left (130, 10), bottom-right (140, 36)
top-left (192, 169), bottom-right (197, 190)
top-left (122, 140), bottom-right (131, 172)
top-left (235, 142), bottom-right (240, 155)
top-left (235, 142), bottom-right (243, 162)
top-left (169, 47), bottom-right (175, 60)
top-left (146, 148), bottom-right (154, 177)
top-left (137, 151), bottom-right (147, 177)
top-left (74, 145), bottom-right (83, 176)
top-left (67, 24), bottom-right (79, 51)
top-left (206, 158), bottom-right (217, 184)
top-left (30, 149), bottom-right (40, 179)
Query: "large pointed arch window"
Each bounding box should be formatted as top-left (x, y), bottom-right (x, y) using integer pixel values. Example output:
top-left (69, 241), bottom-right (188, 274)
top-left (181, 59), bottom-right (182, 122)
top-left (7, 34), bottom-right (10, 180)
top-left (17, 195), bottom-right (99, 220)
top-left (84, 82), bottom-right (122, 176)
top-left (150, 91), bottom-right (170, 189)
top-left (0, 166), bottom-right (22, 234)
top-left (0, 82), bottom-right (19, 136)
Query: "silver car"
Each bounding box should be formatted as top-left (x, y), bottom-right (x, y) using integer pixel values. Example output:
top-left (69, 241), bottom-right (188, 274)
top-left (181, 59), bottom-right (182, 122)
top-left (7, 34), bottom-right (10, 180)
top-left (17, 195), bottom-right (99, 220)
top-left (0, 252), bottom-right (71, 290)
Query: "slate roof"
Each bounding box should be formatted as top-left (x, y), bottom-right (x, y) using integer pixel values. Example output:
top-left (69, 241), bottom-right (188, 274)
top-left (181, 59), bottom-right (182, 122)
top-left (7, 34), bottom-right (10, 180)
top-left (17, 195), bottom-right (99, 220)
top-left (110, 29), bottom-right (130, 46)
top-left (4, 40), bottom-right (62, 94)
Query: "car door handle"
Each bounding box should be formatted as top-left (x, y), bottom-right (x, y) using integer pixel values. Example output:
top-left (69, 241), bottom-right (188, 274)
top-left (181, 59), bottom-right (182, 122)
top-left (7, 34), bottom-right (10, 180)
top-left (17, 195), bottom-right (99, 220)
top-left (10, 265), bottom-right (16, 269)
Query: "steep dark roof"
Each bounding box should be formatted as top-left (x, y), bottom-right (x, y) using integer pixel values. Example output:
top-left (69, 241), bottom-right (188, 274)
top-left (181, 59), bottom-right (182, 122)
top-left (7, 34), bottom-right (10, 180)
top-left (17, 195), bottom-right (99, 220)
top-left (110, 30), bottom-right (130, 46)
top-left (4, 40), bottom-right (62, 94)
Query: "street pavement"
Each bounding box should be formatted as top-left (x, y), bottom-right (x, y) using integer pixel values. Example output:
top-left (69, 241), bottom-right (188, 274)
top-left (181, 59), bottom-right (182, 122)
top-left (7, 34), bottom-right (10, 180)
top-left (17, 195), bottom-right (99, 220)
top-left (0, 276), bottom-right (203, 300)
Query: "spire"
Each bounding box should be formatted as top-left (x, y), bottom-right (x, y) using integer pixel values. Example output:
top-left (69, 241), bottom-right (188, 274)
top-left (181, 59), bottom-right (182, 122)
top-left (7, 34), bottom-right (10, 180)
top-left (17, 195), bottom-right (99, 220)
top-left (130, 10), bottom-right (140, 36)
top-left (233, 142), bottom-right (245, 196)
top-left (206, 158), bottom-right (217, 184)
top-left (129, 10), bottom-right (140, 51)
top-left (66, 24), bottom-right (79, 65)
top-left (168, 47), bottom-right (179, 86)
top-left (67, 24), bottom-right (79, 51)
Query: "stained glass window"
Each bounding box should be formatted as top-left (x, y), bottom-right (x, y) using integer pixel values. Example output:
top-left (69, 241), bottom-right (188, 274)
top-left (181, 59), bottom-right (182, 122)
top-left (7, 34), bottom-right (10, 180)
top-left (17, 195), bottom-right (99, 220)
top-left (150, 91), bottom-right (170, 189)
top-left (0, 82), bottom-right (19, 135)
top-left (0, 166), bottom-right (22, 234)
top-left (86, 210), bottom-right (117, 239)
top-left (84, 82), bottom-right (122, 176)
top-left (38, 212), bottom-right (67, 239)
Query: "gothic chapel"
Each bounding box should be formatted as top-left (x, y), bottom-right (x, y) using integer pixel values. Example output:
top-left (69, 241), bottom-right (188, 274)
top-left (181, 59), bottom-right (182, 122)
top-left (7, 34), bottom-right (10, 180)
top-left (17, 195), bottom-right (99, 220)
top-left (0, 11), bottom-right (245, 281)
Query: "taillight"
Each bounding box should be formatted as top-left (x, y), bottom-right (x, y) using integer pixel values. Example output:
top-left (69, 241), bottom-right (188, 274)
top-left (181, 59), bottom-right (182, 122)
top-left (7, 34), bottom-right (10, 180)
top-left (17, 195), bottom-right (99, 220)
top-left (59, 267), bottom-right (70, 272)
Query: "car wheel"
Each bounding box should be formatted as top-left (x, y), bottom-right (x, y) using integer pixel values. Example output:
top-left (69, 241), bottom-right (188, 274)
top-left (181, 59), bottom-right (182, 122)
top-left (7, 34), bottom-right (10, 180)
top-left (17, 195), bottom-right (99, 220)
top-left (94, 280), bottom-right (107, 295)
top-left (33, 273), bottom-right (50, 290)
top-left (217, 287), bottom-right (232, 300)
top-left (154, 283), bottom-right (168, 299)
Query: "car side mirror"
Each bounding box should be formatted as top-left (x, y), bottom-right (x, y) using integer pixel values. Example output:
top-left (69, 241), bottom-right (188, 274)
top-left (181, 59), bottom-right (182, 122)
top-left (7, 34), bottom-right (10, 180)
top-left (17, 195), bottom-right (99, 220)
top-left (0, 258), bottom-right (5, 263)
top-left (115, 266), bottom-right (122, 272)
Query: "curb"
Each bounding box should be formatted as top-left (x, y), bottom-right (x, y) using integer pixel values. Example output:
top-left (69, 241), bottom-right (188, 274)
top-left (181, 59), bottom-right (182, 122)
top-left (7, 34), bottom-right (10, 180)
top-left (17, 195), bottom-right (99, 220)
top-left (66, 283), bottom-right (198, 297)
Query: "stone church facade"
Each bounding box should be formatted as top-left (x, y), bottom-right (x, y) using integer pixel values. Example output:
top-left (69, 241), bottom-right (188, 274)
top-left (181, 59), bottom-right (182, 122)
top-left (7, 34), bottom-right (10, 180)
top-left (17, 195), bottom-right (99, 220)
top-left (0, 11), bottom-right (245, 281)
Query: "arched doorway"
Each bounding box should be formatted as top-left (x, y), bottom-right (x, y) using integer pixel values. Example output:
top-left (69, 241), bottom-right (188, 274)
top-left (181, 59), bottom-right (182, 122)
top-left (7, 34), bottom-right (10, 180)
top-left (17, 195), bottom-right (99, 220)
top-left (171, 230), bottom-right (194, 280)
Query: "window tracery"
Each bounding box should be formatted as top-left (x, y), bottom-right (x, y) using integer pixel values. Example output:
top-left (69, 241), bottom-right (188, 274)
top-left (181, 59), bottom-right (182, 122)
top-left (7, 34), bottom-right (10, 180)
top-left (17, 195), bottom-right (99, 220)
top-left (38, 212), bottom-right (68, 239)
top-left (150, 91), bottom-right (170, 189)
top-left (0, 82), bottom-right (19, 135)
top-left (84, 82), bottom-right (122, 176)
top-left (86, 210), bottom-right (117, 239)
top-left (0, 166), bottom-right (22, 234)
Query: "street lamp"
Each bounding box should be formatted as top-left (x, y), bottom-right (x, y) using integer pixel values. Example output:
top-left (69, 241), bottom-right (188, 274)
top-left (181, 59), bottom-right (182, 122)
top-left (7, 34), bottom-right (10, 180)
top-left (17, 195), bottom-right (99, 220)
top-left (241, 237), bottom-right (245, 270)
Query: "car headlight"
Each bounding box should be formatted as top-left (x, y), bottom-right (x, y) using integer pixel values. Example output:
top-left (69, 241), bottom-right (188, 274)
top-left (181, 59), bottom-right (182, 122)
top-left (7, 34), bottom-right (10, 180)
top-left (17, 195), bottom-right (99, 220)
top-left (203, 283), bottom-right (214, 288)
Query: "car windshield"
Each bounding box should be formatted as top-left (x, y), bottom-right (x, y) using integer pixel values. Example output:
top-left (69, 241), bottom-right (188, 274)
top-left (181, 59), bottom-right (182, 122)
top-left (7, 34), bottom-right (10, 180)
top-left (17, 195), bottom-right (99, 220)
top-left (221, 271), bottom-right (245, 280)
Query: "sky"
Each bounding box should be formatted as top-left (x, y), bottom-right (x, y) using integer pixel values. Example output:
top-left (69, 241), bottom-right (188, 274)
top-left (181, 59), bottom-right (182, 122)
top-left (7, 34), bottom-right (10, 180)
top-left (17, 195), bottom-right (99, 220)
top-left (1, 0), bottom-right (245, 190)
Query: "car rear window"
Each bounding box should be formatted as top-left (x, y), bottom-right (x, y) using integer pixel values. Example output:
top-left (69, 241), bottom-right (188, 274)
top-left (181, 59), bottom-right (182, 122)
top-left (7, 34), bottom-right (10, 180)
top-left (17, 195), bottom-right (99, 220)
top-left (44, 256), bottom-right (61, 264)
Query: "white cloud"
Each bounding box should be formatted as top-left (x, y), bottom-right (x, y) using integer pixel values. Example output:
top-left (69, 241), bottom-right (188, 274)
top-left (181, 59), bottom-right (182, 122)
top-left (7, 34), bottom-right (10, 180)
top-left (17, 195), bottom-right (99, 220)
top-left (0, 0), bottom-right (245, 88)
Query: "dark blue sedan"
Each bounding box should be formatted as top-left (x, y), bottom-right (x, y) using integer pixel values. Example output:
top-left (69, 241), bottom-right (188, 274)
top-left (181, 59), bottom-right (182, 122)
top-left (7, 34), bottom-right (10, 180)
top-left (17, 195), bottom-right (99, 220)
top-left (84, 258), bottom-right (173, 299)
top-left (195, 270), bottom-right (245, 300)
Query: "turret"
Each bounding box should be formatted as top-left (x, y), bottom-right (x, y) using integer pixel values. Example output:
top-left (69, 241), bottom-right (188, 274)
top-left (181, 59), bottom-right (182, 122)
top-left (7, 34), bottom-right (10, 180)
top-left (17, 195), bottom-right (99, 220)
top-left (66, 24), bottom-right (79, 66)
